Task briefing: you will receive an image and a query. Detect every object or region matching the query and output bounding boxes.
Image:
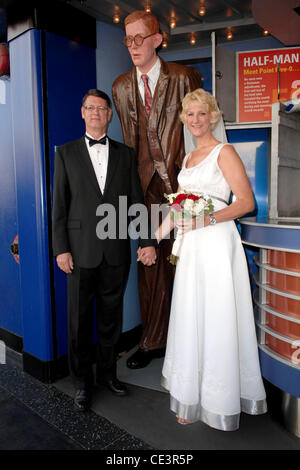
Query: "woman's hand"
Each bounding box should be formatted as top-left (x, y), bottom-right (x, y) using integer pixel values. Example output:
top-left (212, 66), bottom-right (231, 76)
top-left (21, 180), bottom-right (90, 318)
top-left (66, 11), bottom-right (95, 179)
top-left (174, 215), bottom-right (204, 234)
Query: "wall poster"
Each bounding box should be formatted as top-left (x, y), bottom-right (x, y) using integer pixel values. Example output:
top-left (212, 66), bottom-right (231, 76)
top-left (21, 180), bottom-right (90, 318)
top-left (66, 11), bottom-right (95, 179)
top-left (237, 47), bottom-right (300, 123)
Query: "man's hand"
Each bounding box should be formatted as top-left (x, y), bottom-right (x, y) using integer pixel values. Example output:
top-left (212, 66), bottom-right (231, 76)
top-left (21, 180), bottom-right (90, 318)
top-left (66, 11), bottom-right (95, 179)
top-left (137, 246), bottom-right (157, 266)
top-left (56, 252), bottom-right (74, 274)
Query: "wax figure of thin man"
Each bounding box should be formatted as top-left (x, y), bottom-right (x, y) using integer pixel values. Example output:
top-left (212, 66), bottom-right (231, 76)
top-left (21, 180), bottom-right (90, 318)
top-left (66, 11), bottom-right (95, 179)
top-left (52, 89), bottom-right (157, 411)
top-left (112, 11), bottom-right (203, 369)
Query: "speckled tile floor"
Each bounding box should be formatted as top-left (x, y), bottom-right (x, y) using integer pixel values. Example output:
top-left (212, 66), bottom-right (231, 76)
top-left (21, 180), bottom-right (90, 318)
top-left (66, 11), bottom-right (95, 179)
top-left (1, 352), bottom-right (300, 452)
top-left (0, 386), bottom-right (81, 451)
top-left (0, 365), bottom-right (153, 451)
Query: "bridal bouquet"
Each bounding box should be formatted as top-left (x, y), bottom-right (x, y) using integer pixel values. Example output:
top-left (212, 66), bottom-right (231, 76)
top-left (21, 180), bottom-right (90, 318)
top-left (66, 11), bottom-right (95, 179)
top-left (164, 191), bottom-right (214, 265)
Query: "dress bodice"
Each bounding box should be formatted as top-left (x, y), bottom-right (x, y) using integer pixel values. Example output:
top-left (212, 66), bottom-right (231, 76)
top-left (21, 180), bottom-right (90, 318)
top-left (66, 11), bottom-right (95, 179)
top-left (178, 143), bottom-right (231, 204)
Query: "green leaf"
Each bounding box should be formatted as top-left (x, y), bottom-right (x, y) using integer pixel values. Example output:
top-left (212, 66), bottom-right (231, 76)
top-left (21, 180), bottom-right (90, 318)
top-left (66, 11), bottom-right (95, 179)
top-left (167, 254), bottom-right (179, 265)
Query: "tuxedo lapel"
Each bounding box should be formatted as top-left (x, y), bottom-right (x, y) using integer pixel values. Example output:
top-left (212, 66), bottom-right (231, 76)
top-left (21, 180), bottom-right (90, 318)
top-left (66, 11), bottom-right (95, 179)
top-left (103, 138), bottom-right (118, 195)
top-left (77, 137), bottom-right (103, 198)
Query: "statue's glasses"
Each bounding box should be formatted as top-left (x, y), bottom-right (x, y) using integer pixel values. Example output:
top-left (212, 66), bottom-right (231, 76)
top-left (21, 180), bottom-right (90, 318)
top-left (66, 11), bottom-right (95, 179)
top-left (123, 33), bottom-right (156, 47)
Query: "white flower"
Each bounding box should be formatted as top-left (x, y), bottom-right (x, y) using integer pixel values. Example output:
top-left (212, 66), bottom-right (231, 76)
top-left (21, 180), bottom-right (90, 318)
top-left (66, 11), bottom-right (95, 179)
top-left (193, 199), bottom-right (206, 215)
top-left (183, 199), bottom-right (194, 209)
top-left (165, 192), bottom-right (180, 203)
top-left (198, 198), bottom-right (207, 209)
top-left (193, 204), bottom-right (203, 215)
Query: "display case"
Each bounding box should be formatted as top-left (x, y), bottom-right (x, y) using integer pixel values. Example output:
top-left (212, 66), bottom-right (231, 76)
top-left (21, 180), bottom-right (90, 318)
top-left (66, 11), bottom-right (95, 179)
top-left (240, 219), bottom-right (300, 437)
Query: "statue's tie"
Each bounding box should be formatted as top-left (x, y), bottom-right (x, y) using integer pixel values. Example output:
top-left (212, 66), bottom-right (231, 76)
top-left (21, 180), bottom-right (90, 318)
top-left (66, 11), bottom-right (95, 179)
top-left (141, 74), bottom-right (152, 117)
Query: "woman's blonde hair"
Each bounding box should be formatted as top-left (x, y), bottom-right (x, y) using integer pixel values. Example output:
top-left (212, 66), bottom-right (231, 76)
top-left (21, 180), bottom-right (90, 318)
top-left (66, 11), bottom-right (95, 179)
top-left (180, 88), bottom-right (222, 131)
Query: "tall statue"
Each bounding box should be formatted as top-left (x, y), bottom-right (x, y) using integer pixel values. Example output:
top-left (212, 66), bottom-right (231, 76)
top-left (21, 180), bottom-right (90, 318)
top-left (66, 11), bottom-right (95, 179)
top-left (112, 10), bottom-right (203, 369)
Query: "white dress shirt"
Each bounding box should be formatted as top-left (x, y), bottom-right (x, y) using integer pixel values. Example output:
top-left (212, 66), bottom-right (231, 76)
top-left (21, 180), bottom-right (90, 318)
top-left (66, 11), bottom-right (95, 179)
top-left (137, 57), bottom-right (161, 104)
top-left (85, 133), bottom-right (109, 193)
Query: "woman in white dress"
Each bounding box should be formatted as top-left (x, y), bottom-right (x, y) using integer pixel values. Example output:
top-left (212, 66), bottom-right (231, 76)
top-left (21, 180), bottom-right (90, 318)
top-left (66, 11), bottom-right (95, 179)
top-left (155, 89), bottom-right (267, 431)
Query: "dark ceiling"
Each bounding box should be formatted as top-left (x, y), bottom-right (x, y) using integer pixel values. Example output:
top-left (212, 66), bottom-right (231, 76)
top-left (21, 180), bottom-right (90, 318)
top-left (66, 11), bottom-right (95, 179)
top-left (0, 9), bottom-right (6, 42)
top-left (1, 0), bottom-right (300, 50)
top-left (62, 0), bottom-right (266, 50)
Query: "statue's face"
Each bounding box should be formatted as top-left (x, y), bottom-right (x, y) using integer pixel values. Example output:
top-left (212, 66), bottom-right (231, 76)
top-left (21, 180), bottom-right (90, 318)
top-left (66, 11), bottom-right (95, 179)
top-left (125, 19), bottom-right (162, 73)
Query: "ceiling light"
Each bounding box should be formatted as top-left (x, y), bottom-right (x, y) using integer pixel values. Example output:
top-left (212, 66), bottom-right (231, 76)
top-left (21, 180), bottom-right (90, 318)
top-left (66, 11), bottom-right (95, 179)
top-left (226, 30), bottom-right (233, 40)
top-left (145, 2), bottom-right (151, 13)
top-left (263, 29), bottom-right (269, 36)
top-left (190, 35), bottom-right (196, 45)
top-left (199, 6), bottom-right (206, 16)
top-left (170, 17), bottom-right (176, 29)
top-left (113, 13), bottom-right (120, 23)
top-left (162, 32), bottom-right (168, 48)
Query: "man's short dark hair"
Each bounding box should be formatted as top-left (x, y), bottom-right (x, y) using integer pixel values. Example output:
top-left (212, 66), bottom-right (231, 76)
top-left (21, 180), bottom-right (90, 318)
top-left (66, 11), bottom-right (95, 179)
top-left (82, 89), bottom-right (112, 109)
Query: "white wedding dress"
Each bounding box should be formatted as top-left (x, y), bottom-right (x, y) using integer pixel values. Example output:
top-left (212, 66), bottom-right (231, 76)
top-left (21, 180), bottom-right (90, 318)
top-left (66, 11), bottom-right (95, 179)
top-left (161, 143), bottom-right (267, 431)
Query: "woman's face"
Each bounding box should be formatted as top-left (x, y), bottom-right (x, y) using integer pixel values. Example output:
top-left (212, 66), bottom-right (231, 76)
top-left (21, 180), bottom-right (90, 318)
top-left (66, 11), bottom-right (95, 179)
top-left (185, 102), bottom-right (212, 138)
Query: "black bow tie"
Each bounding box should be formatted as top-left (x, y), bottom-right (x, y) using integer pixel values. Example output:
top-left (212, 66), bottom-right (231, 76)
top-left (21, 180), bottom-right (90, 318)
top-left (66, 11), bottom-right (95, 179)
top-left (86, 135), bottom-right (107, 146)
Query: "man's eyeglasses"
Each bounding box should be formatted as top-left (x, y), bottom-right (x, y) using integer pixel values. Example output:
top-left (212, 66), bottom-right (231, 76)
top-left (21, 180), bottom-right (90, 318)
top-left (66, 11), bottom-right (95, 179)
top-left (122, 32), bottom-right (156, 48)
top-left (84, 105), bottom-right (108, 112)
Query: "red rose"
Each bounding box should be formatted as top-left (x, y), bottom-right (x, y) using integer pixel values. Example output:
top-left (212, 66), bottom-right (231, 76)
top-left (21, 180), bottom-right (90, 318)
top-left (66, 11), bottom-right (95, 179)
top-left (173, 193), bottom-right (188, 204)
top-left (187, 194), bottom-right (200, 201)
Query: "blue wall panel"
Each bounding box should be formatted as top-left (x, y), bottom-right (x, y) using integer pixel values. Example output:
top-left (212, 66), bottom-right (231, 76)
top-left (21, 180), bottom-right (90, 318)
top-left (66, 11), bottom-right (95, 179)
top-left (10, 30), bottom-right (53, 360)
top-left (259, 349), bottom-right (300, 398)
top-left (0, 79), bottom-right (22, 336)
top-left (96, 21), bottom-right (132, 141)
top-left (227, 128), bottom-right (269, 289)
top-left (227, 128), bottom-right (269, 219)
top-left (188, 60), bottom-right (212, 94)
top-left (45, 31), bottom-right (96, 357)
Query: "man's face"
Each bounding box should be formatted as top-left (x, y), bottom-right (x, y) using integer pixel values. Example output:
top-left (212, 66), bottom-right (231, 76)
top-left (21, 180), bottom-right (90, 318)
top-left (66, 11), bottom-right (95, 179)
top-left (81, 95), bottom-right (112, 137)
top-left (125, 19), bottom-right (162, 73)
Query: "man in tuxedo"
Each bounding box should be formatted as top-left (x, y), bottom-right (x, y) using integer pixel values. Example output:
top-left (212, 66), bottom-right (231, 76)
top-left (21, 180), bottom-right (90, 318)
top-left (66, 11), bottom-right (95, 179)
top-left (52, 89), bottom-right (156, 411)
top-left (112, 11), bottom-right (202, 369)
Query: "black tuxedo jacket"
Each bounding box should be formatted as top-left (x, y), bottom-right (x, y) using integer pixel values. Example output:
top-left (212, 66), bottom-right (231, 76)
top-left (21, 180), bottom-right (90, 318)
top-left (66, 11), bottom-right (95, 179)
top-left (52, 136), bottom-right (155, 268)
